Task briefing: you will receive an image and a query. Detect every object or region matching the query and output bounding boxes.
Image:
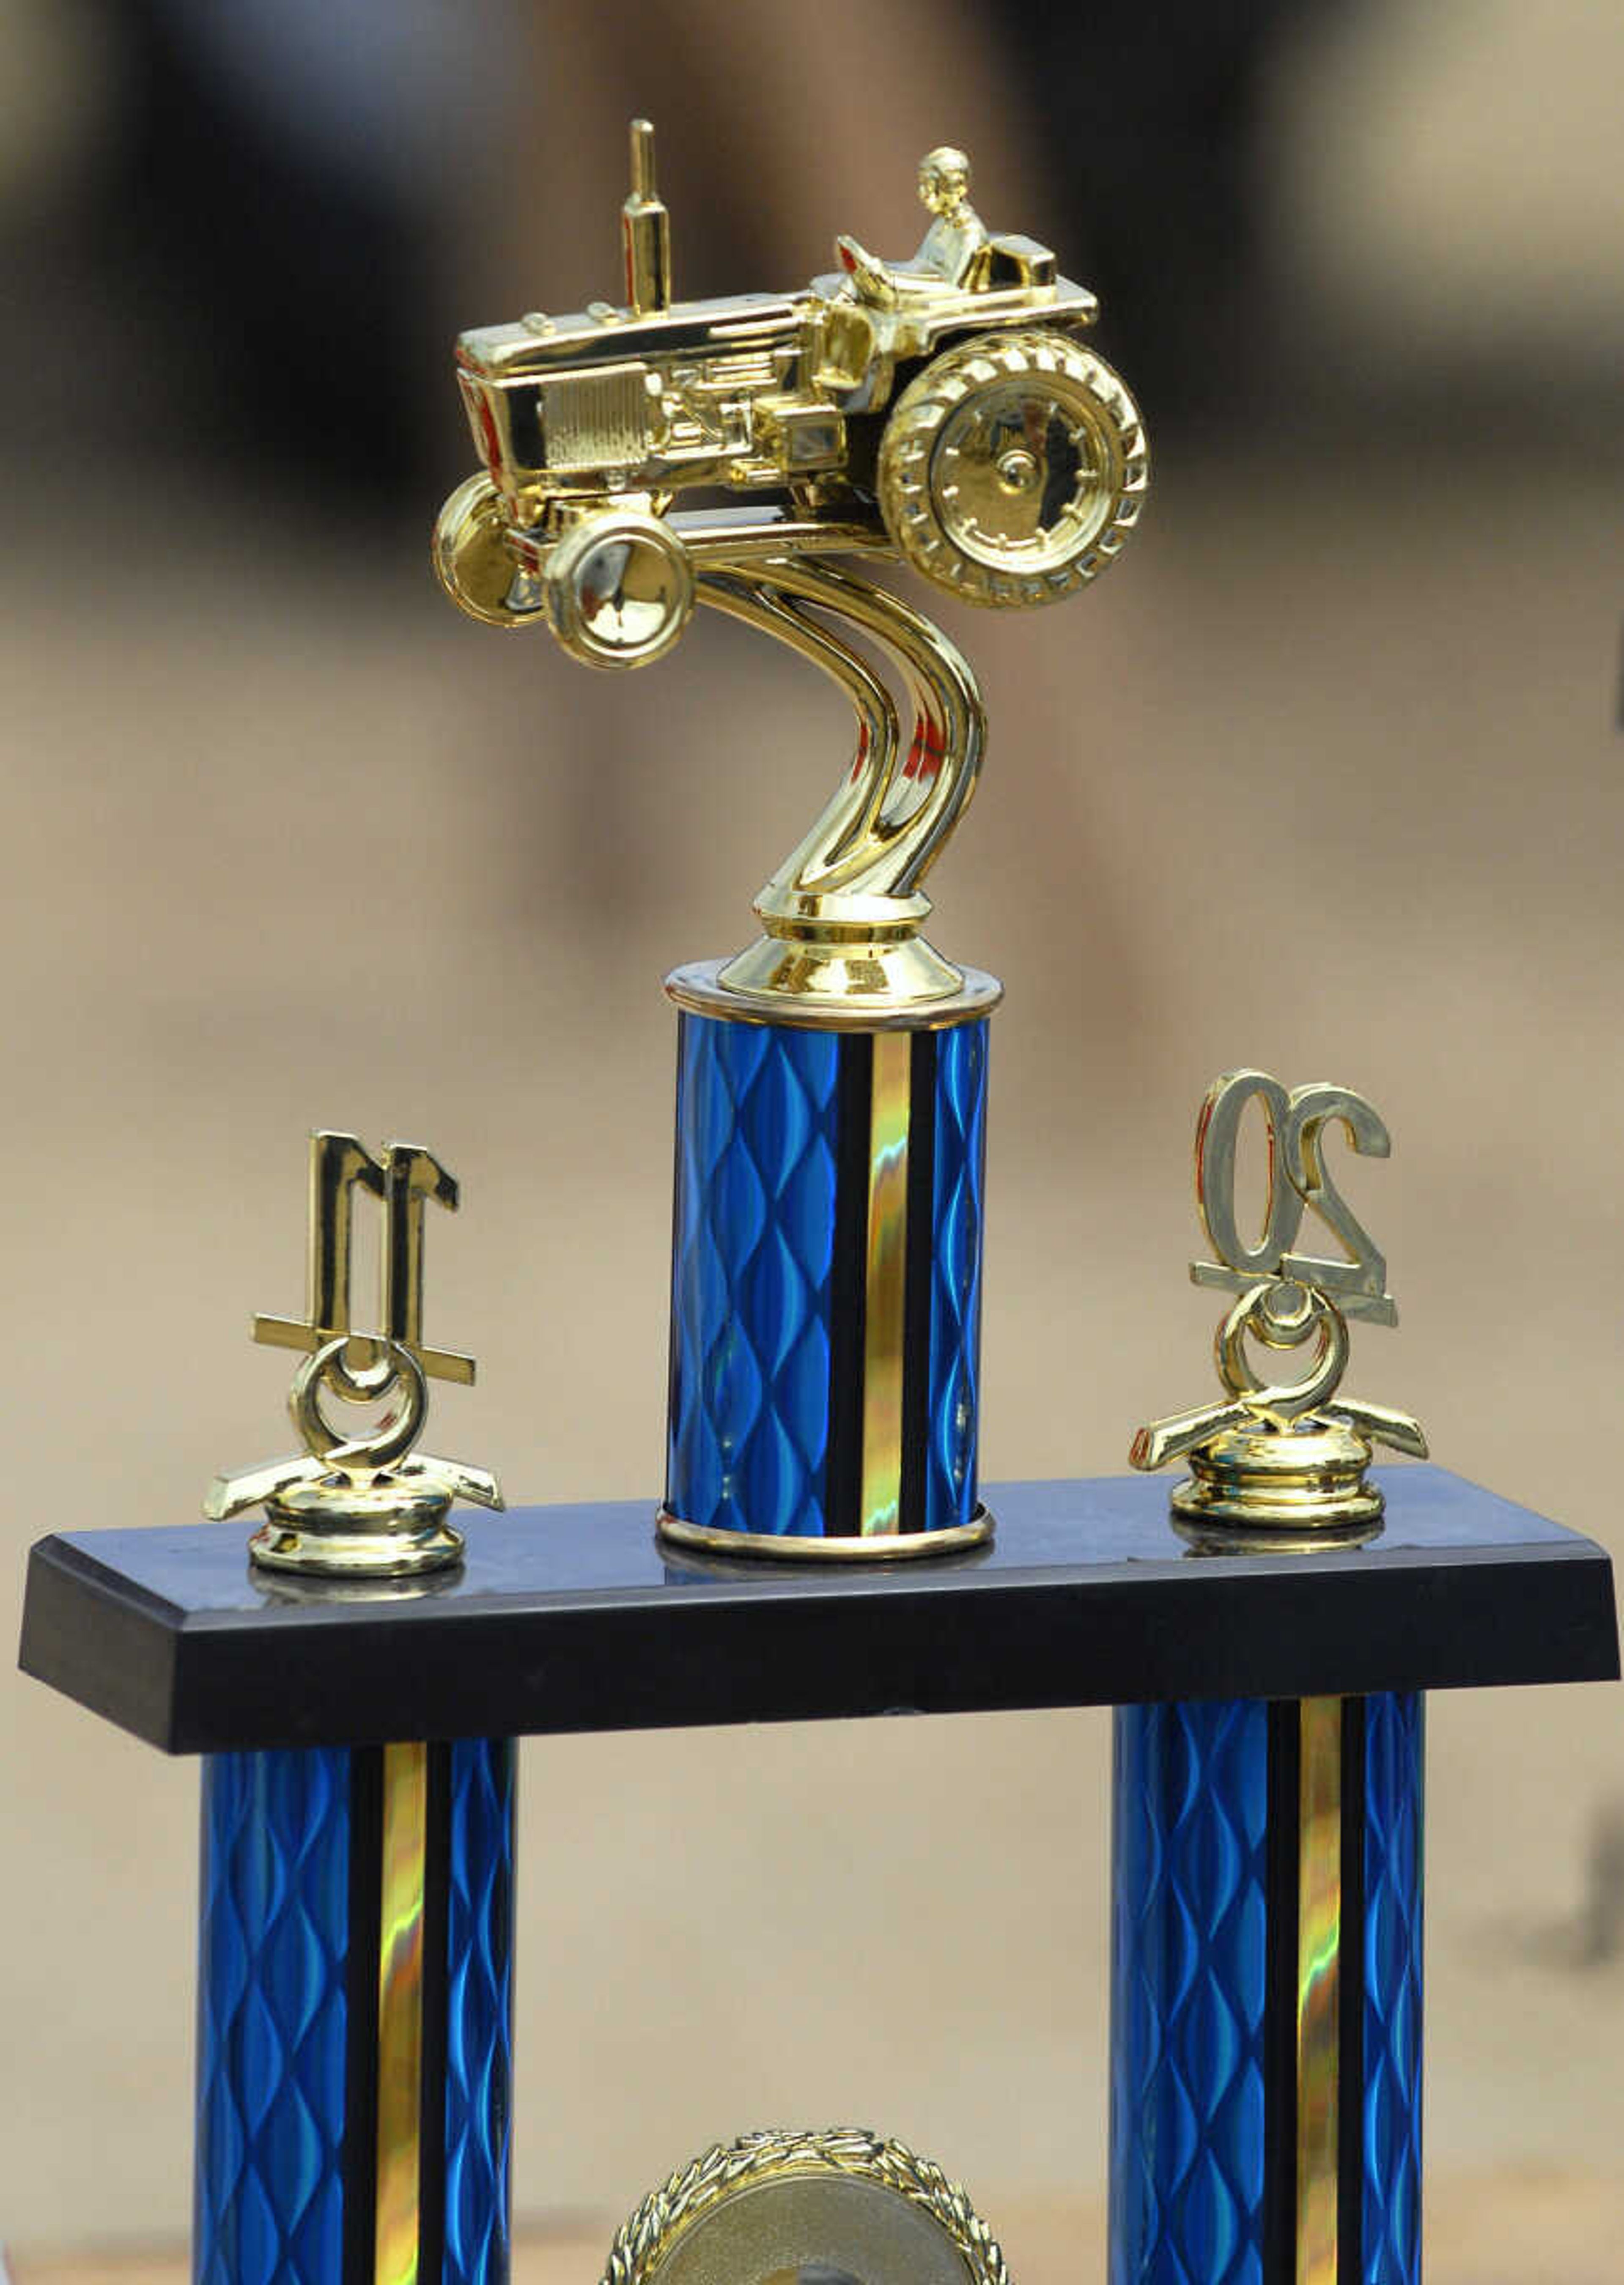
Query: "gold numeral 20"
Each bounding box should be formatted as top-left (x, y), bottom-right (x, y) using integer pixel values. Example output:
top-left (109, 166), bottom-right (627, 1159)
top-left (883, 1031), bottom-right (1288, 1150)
top-left (1191, 1070), bottom-right (1396, 1326)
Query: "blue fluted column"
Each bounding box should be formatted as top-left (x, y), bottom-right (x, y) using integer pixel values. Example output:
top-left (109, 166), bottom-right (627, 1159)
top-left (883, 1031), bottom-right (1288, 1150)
top-left (195, 1738), bottom-right (513, 2285)
top-left (664, 1008), bottom-right (988, 1551)
top-left (1110, 1694), bottom-right (1423, 2285)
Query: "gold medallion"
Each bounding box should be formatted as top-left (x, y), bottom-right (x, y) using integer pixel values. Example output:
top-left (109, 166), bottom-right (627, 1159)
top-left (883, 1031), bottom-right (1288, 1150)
top-left (601, 2131), bottom-right (1010, 2285)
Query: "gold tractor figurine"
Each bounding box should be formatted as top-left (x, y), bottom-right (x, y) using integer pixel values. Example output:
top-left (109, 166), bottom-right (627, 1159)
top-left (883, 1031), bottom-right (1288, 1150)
top-left (435, 124), bottom-right (1147, 667)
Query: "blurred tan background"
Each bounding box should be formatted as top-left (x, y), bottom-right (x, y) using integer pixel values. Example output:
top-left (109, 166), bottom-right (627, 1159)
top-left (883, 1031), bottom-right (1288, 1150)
top-left (2, 0), bottom-right (1621, 2272)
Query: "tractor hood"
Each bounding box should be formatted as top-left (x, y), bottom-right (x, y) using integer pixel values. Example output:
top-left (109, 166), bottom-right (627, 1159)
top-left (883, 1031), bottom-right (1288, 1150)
top-left (456, 293), bottom-right (805, 381)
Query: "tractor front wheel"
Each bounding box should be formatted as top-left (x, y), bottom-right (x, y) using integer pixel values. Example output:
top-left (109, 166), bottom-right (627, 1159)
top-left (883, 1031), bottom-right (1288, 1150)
top-left (543, 510), bottom-right (696, 668)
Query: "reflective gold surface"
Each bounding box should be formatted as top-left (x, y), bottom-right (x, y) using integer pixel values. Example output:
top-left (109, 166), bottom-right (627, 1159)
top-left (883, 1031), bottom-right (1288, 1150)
top-left (700, 547), bottom-right (986, 1013)
top-left (1131, 1072), bottom-right (1426, 1536)
top-left (435, 126), bottom-right (1148, 1018)
top-left (599, 2130), bottom-right (1010, 2285)
top-left (878, 333), bottom-right (1143, 603)
top-left (622, 120), bottom-right (671, 319)
top-left (376, 1740), bottom-right (428, 2285)
top-left (209, 1132), bottom-right (502, 1574)
top-left (655, 1507), bottom-right (993, 1563)
top-left (861, 1033), bottom-right (912, 1534)
top-left (664, 958), bottom-right (1002, 1034)
top-left (1191, 1073), bottom-right (1397, 1329)
top-left (253, 1131), bottom-right (475, 1387)
top-left (545, 509), bottom-right (696, 668)
top-left (650, 2176), bottom-right (969, 2285)
top-left (1297, 1697), bottom-right (1343, 2285)
top-left (439, 130), bottom-right (1139, 580)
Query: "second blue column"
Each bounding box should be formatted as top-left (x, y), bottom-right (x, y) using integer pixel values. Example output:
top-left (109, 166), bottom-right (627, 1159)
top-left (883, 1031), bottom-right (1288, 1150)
top-left (1109, 1693), bottom-right (1423, 2285)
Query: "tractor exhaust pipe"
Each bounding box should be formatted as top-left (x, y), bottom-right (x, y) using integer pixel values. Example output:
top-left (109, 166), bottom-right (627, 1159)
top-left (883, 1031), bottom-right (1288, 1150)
top-left (623, 118), bottom-right (672, 315)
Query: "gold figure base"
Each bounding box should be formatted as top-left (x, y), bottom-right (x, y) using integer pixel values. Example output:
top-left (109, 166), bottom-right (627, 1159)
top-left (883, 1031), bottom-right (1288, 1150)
top-left (718, 930), bottom-right (970, 1015)
top-left (666, 958), bottom-right (1001, 1033)
top-left (248, 1475), bottom-right (466, 1577)
top-left (1169, 1415), bottom-right (1384, 1552)
top-left (656, 1505), bottom-right (994, 1562)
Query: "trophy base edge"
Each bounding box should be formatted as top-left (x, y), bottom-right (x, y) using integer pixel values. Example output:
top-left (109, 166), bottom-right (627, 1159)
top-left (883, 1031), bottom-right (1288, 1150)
top-left (656, 1505), bottom-right (995, 1562)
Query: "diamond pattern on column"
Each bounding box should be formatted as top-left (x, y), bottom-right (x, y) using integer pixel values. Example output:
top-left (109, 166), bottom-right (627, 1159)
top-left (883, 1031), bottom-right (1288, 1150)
top-left (444, 1738), bottom-right (515, 2285)
top-left (195, 1749), bottom-right (350, 2285)
top-left (667, 1013), bottom-right (841, 1537)
top-left (927, 1019), bottom-right (988, 1532)
top-left (1363, 1692), bottom-right (1424, 2285)
top-left (1110, 1700), bottom-right (1269, 2285)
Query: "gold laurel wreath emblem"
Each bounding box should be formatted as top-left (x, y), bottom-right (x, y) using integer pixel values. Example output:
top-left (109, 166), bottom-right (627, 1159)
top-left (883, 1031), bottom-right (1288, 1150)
top-left (598, 2128), bottom-right (1013, 2285)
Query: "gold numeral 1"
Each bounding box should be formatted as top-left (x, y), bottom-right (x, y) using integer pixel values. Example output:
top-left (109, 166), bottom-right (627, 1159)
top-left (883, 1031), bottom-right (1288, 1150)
top-left (254, 1132), bottom-right (475, 1385)
top-left (380, 1145), bottom-right (460, 1354)
top-left (307, 1131), bottom-right (386, 1343)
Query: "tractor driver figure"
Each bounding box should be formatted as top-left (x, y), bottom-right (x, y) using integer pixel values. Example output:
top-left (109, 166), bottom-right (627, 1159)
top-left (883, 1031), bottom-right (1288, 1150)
top-left (837, 146), bottom-right (988, 307)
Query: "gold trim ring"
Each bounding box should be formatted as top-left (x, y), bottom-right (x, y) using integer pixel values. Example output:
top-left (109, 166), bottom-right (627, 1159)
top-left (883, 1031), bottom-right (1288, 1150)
top-left (664, 959), bottom-right (1002, 1033)
top-left (656, 1506), bottom-right (994, 1562)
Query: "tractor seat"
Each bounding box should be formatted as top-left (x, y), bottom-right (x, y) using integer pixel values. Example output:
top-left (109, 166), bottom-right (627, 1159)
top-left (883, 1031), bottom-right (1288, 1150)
top-left (835, 234), bottom-right (953, 310)
top-left (834, 230), bottom-right (1057, 310)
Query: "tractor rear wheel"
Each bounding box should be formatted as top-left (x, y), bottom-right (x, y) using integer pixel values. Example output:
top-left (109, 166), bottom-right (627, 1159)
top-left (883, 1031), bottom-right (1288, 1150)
top-left (876, 330), bottom-right (1147, 606)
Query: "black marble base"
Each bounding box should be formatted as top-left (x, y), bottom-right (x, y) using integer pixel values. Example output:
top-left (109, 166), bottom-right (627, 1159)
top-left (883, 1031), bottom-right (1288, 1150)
top-left (18, 1467), bottom-right (1617, 1754)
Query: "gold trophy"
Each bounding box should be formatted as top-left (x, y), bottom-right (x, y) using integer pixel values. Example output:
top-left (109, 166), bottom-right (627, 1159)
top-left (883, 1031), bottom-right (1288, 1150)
top-left (16, 131), bottom-right (1620, 2285)
top-left (1131, 1069), bottom-right (1427, 1543)
top-left (434, 123), bottom-right (1148, 1554)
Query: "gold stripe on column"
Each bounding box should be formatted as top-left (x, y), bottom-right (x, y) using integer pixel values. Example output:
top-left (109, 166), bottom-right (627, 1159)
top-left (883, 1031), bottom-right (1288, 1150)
top-left (376, 1740), bottom-right (428, 2285)
top-left (1297, 1697), bottom-right (1343, 2285)
top-left (859, 1031), bottom-right (912, 1535)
